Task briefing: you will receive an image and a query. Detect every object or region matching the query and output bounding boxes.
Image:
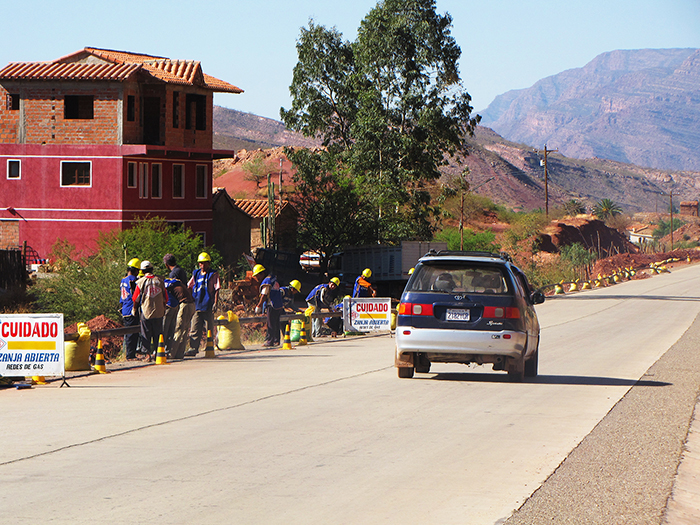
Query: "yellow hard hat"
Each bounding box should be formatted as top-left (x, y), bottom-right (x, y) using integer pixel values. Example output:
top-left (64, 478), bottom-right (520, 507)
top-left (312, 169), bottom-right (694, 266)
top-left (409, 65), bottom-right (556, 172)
top-left (330, 277), bottom-right (340, 286)
top-left (127, 258), bottom-right (140, 269)
top-left (198, 252), bottom-right (211, 263)
top-left (289, 279), bottom-right (301, 292)
top-left (362, 268), bottom-right (372, 278)
top-left (253, 264), bottom-right (266, 276)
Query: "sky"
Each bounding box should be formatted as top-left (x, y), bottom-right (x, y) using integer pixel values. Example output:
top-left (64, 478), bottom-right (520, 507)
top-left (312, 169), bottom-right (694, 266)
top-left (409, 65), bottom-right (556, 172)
top-left (2, 1), bottom-right (699, 121)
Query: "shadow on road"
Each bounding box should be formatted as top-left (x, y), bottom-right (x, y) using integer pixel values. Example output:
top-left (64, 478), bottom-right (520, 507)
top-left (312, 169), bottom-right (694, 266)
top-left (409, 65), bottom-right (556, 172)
top-left (423, 372), bottom-right (671, 387)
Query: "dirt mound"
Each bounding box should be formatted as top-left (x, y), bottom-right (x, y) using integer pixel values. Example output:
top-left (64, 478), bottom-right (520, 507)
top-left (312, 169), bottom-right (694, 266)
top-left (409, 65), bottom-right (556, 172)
top-left (65, 315), bottom-right (123, 362)
top-left (537, 216), bottom-right (636, 256)
top-left (592, 249), bottom-right (700, 277)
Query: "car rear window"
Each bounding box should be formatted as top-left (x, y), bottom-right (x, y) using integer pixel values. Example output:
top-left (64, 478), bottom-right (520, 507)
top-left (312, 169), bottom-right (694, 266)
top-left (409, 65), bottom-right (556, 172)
top-left (408, 263), bottom-right (511, 294)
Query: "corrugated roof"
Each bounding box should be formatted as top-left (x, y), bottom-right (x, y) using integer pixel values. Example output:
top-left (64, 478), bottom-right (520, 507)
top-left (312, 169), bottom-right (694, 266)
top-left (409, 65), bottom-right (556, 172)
top-left (234, 199), bottom-right (290, 218)
top-left (0, 61), bottom-right (141, 82)
top-left (0, 47), bottom-right (243, 94)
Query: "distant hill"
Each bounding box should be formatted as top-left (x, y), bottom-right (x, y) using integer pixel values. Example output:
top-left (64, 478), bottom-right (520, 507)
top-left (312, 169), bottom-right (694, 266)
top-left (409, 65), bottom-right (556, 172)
top-left (212, 105), bottom-right (700, 213)
top-left (479, 48), bottom-right (700, 172)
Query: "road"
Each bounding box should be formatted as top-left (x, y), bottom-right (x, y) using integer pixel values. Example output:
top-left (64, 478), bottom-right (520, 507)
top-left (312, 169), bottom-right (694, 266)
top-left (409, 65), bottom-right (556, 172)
top-left (2, 264), bottom-right (700, 524)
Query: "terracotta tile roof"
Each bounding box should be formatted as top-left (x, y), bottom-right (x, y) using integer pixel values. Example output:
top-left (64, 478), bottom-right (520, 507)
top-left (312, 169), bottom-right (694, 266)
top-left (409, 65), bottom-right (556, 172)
top-left (0, 47), bottom-right (243, 94)
top-left (0, 61), bottom-right (140, 82)
top-left (234, 199), bottom-right (291, 218)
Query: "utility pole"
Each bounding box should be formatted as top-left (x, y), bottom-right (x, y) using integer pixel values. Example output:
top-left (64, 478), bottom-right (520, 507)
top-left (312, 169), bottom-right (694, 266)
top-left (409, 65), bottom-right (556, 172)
top-left (539, 145), bottom-right (558, 218)
top-left (670, 190), bottom-right (674, 251)
top-left (279, 157), bottom-right (283, 210)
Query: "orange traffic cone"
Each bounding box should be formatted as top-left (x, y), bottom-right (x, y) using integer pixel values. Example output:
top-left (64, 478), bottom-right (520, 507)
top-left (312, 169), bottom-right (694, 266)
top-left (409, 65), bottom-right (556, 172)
top-left (94, 340), bottom-right (108, 374)
top-left (282, 324), bottom-right (292, 350)
top-left (155, 334), bottom-right (168, 365)
top-left (204, 330), bottom-right (216, 358)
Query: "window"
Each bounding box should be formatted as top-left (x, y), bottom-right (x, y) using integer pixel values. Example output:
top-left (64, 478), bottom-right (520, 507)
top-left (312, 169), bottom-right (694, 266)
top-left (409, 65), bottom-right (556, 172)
top-left (185, 94), bottom-right (207, 130)
top-left (173, 164), bottom-right (184, 198)
top-left (139, 163), bottom-right (148, 199)
top-left (127, 96), bottom-right (135, 122)
top-left (61, 161), bottom-right (91, 186)
top-left (151, 164), bottom-right (162, 198)
top-left (7, 94), bottom-right (19, 111)
top-left (172, 91), bottom-right (180, 128)
top-left (127, 162), bottom-right (137, 188)
top-left (64, 95), bottom-right (94, 119)
top-left (195, 165), bottom-right (207, 199)
top-left (7, 159), bottom-right (20, 179)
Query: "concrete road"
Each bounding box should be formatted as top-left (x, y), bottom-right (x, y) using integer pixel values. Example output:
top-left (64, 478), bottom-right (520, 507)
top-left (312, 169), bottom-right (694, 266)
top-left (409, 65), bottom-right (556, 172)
top-left (2, 265), bottom-right (700, 524)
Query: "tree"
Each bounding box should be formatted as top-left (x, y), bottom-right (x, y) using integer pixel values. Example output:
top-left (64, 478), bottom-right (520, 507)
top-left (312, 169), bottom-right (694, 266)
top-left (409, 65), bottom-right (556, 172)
top-left (592, 198), bottom-right (622, 221)
top-left (281, 0), bottom-right (480, 246)
top-left (287, 149), bottom-right (375, 274)
top-left (563, 199), bottom-right (586, 216)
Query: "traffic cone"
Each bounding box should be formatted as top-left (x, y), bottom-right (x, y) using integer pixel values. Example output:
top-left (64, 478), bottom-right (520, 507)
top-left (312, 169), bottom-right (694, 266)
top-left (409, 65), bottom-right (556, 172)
top-left (155, 334), bottom-right (168, 365)
top-left (298, 323), bottom-right (307, 346)
top-left (204, 330), bottom-right (216, 358)
top-left (94, 340), bottom-right (107, 374)
top-left (282, 324), bottom-right (292, 350)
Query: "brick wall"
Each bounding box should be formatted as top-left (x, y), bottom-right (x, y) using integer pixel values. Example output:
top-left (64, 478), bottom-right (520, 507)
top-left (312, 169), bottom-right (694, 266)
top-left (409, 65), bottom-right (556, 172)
top-left (0, 220), bottom-right (19, 249)
top-left (0, 86), bottom-right (20, 143)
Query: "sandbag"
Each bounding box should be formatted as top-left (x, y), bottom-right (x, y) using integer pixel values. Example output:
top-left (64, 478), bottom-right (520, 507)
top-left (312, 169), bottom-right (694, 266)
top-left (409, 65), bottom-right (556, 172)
top-left (64, 323), bottom-right (91, 371)
top-left (216, 311), bottom-right (245, 350)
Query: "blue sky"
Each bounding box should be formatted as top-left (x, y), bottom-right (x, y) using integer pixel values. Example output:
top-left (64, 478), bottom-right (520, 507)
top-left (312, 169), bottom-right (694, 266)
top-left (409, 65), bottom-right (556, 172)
top-left (3, 1), bottom-right (699, 120)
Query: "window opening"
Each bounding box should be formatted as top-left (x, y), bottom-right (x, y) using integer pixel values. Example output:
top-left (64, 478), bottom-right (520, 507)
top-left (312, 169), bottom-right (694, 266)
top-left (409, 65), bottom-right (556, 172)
top-left (127, 95), bottom-right (135, 122)
top-left (173, 164), bottom-right (184, 198)
top-left (127, 162), bottom-right (137, 188)
top-left (61, 161), bottom-right (91, 186)
top-left (139, 163), bottom-right (148, 199)
top-left (172, 91), bottom-right (180, 128)
top-left (151, 164), bottom-right (162, 198)
top-left (7, 160), bottom-right (20, 179)
top-left (64, 95), bottom-right (94, 119)
top-left (195, 165), bottom-right (207, 198)
top-left (185, 94), bottom-right (207, 131)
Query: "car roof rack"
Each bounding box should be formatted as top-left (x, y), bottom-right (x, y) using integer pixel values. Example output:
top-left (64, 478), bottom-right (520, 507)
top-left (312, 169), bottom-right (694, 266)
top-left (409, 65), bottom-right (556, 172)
top-left (424, 250), bottom-right (513, 262)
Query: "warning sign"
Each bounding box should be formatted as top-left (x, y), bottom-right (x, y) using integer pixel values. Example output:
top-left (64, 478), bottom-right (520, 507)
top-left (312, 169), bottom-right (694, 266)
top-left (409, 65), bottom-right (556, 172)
top-left (0, 313), bottom-right (65, 376)
top-left (344, 297), bottom-right (392, 332)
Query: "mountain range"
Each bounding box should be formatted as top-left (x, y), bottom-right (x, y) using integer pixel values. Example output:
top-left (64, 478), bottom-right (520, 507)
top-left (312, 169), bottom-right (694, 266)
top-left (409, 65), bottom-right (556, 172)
top-left (213, 48), bottom-right (700, 213)
top-left (479, 48), bottom-right (700, 172)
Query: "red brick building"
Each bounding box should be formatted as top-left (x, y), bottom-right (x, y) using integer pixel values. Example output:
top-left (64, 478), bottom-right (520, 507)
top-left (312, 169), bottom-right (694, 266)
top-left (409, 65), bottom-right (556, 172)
top-left (0, 47), bottom-right (241, 259)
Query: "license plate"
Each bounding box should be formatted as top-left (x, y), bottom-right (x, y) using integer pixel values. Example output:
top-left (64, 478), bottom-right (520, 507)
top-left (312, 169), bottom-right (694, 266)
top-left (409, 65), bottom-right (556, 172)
top-left (446, 309), bottom-right (470, 321)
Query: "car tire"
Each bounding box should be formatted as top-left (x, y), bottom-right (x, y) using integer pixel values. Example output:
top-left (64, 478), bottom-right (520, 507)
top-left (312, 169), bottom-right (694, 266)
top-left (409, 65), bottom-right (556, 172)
top-left (398, 366), bottom-right (415, 379)
top-left (525, 348), bottom-right (539, 377)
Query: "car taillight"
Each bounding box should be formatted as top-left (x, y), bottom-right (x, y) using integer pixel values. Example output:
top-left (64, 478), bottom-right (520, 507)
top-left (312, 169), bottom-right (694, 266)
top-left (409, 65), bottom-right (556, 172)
top-left (483, 306), bottom-right (521, 319)
top-left (398, 303), bottom-right (434, 316)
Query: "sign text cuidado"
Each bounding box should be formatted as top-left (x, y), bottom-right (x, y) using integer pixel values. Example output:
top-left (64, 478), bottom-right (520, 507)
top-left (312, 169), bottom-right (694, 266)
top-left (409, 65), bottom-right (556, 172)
top-left (0, 313), bottom-right (65, 377)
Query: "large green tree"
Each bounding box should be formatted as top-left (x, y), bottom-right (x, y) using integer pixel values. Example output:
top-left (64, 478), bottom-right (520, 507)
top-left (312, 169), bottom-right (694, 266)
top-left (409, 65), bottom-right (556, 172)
top-left (281, 0), bottom-right (480, 247)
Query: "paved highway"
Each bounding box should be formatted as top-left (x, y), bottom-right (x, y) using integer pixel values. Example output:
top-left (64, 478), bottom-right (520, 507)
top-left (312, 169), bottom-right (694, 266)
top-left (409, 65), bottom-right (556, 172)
top-left (2, 264), bottom-right (700, 524)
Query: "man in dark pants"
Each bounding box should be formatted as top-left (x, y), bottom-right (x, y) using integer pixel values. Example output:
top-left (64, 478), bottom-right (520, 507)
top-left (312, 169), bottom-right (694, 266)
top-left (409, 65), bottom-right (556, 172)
top-left (255, 266), bottom-right (283, 347)
top-left (132, 260), bottom-right (168, 360)
top-left (186, 252), bottom-right (220, 356)
top-left (120, 258), bottom-right (140, 360)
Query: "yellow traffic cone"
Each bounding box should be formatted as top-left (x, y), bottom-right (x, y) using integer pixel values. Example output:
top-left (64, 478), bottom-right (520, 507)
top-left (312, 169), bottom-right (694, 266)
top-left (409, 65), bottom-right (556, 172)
top-left (283, 324), bottom-right (293, 350)
top-left (94, 340), bottom-right (107, 374)
top-left (554, 282), bottom-right (565, 295)
top-left (298, 323), bottom-right (307, 346)
top-left (204, 330), bottom-right (216, 358)
top-left (155, 334), bottom-right (168, 365)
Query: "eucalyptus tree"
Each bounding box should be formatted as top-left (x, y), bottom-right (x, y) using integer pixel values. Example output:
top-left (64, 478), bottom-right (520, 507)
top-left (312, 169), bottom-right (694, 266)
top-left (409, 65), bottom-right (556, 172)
top-left (282, 0), bottom-right (480, 245)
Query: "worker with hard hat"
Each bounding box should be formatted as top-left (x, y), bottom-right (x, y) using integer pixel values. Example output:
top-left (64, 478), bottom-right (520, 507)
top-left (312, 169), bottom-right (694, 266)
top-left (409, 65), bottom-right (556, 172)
top-left (255, 265), bottom-right (284, 347)
top-left (305, 277), bottom-right (340, 338)
top-left (120, 257), bottom-right (141, 360)
top-left (132, 260), bottom-right (168, 361)
top-left (352, 268), bottom-right (376, 298)
top-left (185, 252), bottom-right (221, 357)
top-left (279, 279), bottom-right (303, 338)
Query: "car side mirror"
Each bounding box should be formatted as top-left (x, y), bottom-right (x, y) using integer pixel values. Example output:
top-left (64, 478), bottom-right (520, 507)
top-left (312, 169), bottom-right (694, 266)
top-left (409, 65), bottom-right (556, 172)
top-left (530, 291), bottom-right (545, 305)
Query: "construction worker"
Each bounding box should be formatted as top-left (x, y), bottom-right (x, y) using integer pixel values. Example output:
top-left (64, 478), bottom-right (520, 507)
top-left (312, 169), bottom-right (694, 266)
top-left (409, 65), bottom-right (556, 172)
top-left (132, 260), bottom-right (168, 360)
top-left (255, 266), bottom-right (283, 347)
top-left (353, 268), bottom-right (376, 298)
top-left (306, 277), bottom-right (339, 338)
top-left (120, 258), bottom-right (141, 360)
top-left (186, 252), bottom-right (220, 357)
top-left (280, 279), bottom-right (302, 337)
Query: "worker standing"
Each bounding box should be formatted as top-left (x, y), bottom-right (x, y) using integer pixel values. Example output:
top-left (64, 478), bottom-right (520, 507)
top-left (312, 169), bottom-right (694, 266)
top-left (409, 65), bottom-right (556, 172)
top-left (186, 252), bottom-right (220, 357)
top-left (132, 261), bottom-right (168, 361)
top-left (255, 267), bottom-right (283, 347)
top-left (120, 258), bottom-right (141, 360)
top-left (352, 268), bottom-right (376, 298)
